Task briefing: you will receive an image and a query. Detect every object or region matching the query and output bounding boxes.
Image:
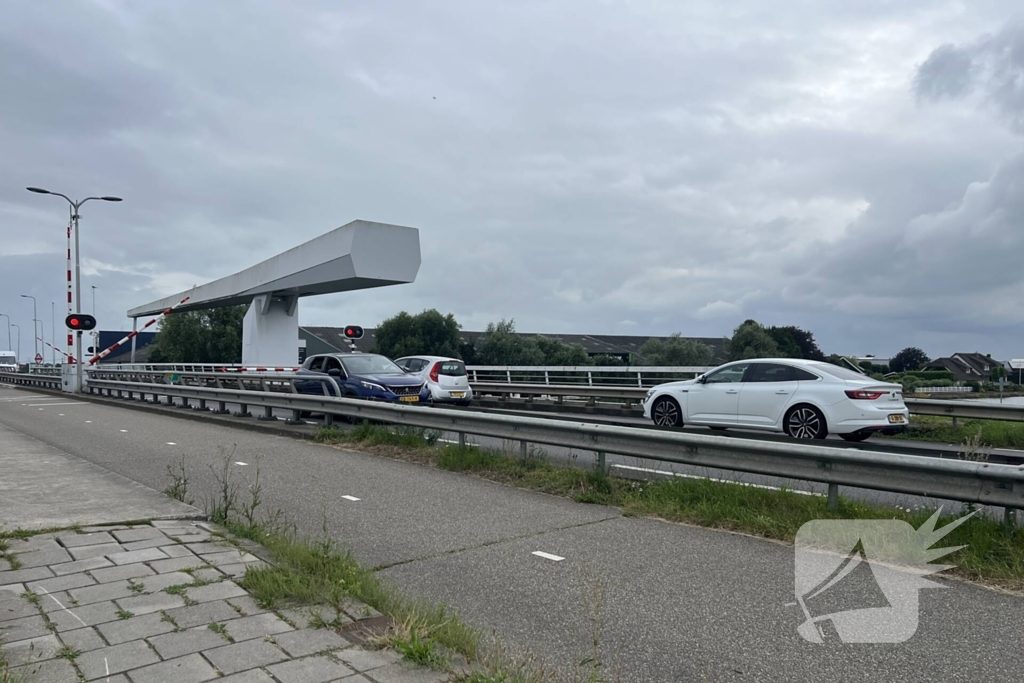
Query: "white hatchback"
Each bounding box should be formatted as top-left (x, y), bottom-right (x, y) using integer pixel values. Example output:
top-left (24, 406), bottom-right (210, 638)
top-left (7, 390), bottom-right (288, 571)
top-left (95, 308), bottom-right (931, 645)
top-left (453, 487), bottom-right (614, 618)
top-left (642, 359), bottom-right (909, 442)
top-left (394, 356), bottom-right (474, 405)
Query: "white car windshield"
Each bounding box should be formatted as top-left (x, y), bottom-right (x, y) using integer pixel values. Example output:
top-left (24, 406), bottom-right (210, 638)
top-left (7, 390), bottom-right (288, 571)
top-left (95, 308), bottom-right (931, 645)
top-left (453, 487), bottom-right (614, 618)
top-left (340, 354), bottom-right (403, 375)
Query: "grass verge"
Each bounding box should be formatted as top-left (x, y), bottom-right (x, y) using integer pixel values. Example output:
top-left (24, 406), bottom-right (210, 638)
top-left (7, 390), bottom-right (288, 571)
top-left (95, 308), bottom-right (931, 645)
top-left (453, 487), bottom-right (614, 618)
top-left (891, 415), bottom-right (1024, 450)
top-left (317, 422), bottom-right (1024, 591)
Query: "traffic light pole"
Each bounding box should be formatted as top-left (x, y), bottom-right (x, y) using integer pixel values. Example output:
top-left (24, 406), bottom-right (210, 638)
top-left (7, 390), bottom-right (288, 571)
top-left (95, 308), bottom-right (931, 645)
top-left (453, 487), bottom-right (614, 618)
top-left (73, 208), bottom-right (83, 392)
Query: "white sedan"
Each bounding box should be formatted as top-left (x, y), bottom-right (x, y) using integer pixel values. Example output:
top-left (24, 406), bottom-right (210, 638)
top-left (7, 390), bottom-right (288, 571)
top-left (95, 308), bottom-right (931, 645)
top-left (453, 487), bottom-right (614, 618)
top-left (642, 359), bottom-right (909, 442)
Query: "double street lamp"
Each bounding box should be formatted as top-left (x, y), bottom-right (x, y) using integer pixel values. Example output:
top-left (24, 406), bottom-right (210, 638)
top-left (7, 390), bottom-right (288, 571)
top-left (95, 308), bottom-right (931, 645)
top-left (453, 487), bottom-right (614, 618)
top-left (26, 187), bottom-right (122, 389)
top-left (10, 324), bottom-right (20, 362)
top-left (0, 313), bottom-right (10, 353)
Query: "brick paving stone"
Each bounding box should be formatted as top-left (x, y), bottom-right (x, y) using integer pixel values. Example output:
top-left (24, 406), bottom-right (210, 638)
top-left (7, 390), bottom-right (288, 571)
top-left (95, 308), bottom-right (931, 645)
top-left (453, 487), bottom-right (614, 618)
top-left (121, 537), bottom-right (172, 552)
top-left (114, 591), bottom-right (185, 615)
top-left (218, 670), bottom-right (277, 683)
top-left (128, 653), bottom-right (220, 683)
top-left (273, 629), bottom-right (351, 658)
top-left (0, 566), bottom-right (53, 585)
top-left (223, 612), bottom-right (293, 641)
top-left (108, 548), bottom-right (168, 565)
top-left (67, 543), bottom-right (126, 561)
top-left (0, 582), bottom-right (25, 595)
top-left (96, 611), bottom-right (176, 645)
top-left (111, 527), bottom-right (167, 543)
top-left (184, 542), bottom-right (234, 555)
top-left (136, 571), bottom-right (193, 593)
top-left (152, 520), bottom-right (195, 529)
top-left (1, 633), bottom-right (62, 667)
top-left (148, 625), bottom-right (230, 659)
top-left (67, 579), bottom-right (136, 606)
top-left (76, 640), bottom-right (160, 680)
top-left (11, 547), bottom-right (73, 569)
top-left (36, 590), bottom-right (74, 613)
top-left (334, 648), bottom-right (402, 672)
top-left (57, 531), bottom-right (115, 548)
top-left (202, 638), bottom-right (288, 675)
top-left (11, 656), bottom-right (79, 683)
top-left (7, 537), bottom-right (61, 553)
top-left (0, 558), bottom-right (9, 572)
top-left (363, 662), bottom-right (450, 683)
top-left (164, 600), bottom-right (241, 629)
top-left (58, 625), bottom-right (108, 652)
top-left (218, 561), bottom-right (268, 578)
top-left (191, 567), bottom-right (225, 583)
top-left (82, 525), bottom-right (130, 533)
top-left (46, 599), bottom-right (122, 631)
top-left (50, 556), bottom-right (114, 576)
top-left (186, 580), bottom-right (248, 603)
top-left (164, 529), bottom-right (213, 542)
top-left (158, 544), bottom-right (203, 559)
top-left (0, 614), bottom-right (51, 641)
top-left (202, 550), bottom-right (261, 567)
top-left (0, 594), bottom-right (41, 622)
top-left (89, 563), bottom-right (154, 584)
top-left (266, 654), bottom-right (356, 683)
top-left (149, 556), bottom-right (208, 574)
top-left (226, 595), bottom-right (269, 617)
top-left (27, 571), bottom-right (97, 593)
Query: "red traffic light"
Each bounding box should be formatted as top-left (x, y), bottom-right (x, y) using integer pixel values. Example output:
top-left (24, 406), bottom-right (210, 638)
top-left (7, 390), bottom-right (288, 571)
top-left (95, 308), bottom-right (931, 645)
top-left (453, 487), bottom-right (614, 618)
top-left (343, 325), bottom-right (363, 339)
top-left (65, 314), bottom-right (97, 331)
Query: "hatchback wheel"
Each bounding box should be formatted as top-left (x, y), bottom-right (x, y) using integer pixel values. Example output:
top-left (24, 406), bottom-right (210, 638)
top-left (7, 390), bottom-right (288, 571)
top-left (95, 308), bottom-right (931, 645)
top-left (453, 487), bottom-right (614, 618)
top-left (784, 405), bottom-right (827, 440)
top-left (651, 396), bottom-right (683, 428)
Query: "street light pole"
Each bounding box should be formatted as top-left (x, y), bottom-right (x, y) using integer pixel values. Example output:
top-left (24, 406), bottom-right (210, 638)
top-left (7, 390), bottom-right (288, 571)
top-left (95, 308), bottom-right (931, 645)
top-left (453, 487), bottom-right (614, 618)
top-left (91, 286), bottom-right (96, 315)
top-left (51, 301), bottom-right (56, 364)
top-left (0, 313), bottom-right (10, 351)
top-left (26, 188), bottom-right (122, 390)
top-left (11, 324), bottom-right (20, 363)
top-left (20, 294), bottom-right (37, 360)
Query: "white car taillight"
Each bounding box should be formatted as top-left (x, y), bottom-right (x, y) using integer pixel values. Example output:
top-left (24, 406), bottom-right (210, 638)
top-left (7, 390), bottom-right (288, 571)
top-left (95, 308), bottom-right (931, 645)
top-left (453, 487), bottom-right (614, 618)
top-left (845, 390), bottom-right (886, 400)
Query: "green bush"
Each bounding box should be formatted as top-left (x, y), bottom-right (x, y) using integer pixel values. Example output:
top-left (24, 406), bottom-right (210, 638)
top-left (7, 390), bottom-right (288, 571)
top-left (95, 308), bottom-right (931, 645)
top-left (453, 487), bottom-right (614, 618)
top-left (903, 370), bottom-right (955, 381)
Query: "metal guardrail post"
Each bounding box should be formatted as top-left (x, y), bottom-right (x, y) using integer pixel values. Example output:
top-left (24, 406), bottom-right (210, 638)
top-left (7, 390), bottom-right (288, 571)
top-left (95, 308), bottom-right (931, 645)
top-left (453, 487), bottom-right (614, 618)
top-left (827, 483), bottom-right (839, 511)
top-left (214, 401), bottom-right (228, 414)
top-left (597, 451), bottom-right (606, 473)
top-left (520, 440), bottom-right (527, 460)
top-left (236, 403), bottom-right (251, 418)
top-left (458, 432), bottom-right (466, 448)
top-left (259, 405), bottom-right (275, 421)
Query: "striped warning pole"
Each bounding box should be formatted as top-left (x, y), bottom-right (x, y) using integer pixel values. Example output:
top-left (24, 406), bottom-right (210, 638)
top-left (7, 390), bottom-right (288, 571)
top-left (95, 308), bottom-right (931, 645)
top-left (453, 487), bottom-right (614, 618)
top-left (66, 215), bottom-right (74, 363)
top-left (88, 296), bottom-right (191, 365)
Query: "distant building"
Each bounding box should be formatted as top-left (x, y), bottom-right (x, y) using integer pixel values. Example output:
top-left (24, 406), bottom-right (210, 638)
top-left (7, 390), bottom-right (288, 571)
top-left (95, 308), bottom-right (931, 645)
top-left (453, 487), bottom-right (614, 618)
top-left (924, 352), bottom-right (1009, 383)
top-left (298, 327), bottom-right (728, 364)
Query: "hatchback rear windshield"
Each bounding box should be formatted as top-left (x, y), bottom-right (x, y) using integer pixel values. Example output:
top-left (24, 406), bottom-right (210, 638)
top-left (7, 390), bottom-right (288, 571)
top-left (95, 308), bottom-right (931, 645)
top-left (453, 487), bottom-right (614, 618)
top-left (440, 361), bottom-right (466, 376)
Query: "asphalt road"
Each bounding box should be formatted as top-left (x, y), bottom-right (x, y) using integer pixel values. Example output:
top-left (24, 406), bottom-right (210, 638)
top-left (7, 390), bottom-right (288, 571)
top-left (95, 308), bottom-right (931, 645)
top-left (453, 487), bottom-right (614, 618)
top-left (2, 386), bottom-right (1023, 682)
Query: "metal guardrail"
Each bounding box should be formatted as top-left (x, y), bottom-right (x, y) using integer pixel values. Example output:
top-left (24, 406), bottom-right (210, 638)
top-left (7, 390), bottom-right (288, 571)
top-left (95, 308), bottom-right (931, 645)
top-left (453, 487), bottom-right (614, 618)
top-left (466, 365), bottom-right (712, 386)
top-left (0, 371), bottom-right (62, 389)
top-left (76, 376), bottom-right (1024, 517)
top-left (85, 368), bottom-right (341, 398)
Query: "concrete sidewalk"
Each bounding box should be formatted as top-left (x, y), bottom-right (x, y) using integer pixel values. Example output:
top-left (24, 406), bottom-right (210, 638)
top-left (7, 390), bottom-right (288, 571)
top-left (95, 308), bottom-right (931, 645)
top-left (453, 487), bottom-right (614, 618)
top-left (0, 422), bottom-right (202, 532)
top-left (0, 415), bottom-right (446, 682)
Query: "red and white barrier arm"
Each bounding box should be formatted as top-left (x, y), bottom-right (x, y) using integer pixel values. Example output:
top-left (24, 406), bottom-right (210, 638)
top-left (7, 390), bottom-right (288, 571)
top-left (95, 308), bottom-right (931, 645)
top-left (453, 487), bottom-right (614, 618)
top-left (88, 296), bottom-right (191, 365)
top-left (37, 337), bottom-right (73, 361)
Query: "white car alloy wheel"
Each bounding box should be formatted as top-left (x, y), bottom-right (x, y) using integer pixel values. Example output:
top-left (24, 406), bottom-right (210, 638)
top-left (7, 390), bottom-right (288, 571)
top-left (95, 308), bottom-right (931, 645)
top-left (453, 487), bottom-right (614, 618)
top-left (652, 397), bottom-right (682, 427)
top-left (786, 406), bottom-right (824, 439)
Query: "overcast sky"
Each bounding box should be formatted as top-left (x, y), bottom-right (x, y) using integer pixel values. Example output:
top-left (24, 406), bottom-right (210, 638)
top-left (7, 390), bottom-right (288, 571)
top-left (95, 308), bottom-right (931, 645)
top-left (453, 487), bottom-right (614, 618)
top-left (2, 1), bottom-right (1023, 362)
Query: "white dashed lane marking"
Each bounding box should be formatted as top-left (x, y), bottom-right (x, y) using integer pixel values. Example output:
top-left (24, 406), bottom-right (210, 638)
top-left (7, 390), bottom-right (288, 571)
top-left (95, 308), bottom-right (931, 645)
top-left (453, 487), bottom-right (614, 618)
top-left (166, 442), bottom-right (177, 446)
top-left (234, 462), bottom-right (249, 466)
top-left (341, 495), bottom-right (360, 502)
top-left (27, 402), bottom-right (84, 406)
top-left (532, 551), bottom-right (565, 562)
top-left (119, 429), bottom-right (128, 433)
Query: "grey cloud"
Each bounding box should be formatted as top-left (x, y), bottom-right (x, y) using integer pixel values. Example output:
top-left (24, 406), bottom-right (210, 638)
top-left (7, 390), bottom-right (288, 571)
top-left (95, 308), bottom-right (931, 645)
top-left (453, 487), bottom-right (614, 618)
top-left (2, 1), bottom-right (1024, 360)
top-left (913, 44), bottom-right (975, 101)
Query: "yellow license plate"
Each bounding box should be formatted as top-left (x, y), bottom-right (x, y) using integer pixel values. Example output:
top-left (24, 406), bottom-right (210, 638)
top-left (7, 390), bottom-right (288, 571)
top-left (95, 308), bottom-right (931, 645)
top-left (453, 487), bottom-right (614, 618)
top-left (888, 414), bottom-right (906, 424)
top-left (400, 395), bottom-right (419, 402)
top-left (450, 392), bottom-right (465, 398)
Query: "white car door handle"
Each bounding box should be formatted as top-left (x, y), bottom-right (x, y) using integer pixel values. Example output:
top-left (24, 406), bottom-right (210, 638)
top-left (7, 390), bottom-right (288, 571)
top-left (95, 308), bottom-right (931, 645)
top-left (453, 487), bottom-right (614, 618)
top-left (775, 390), bottom-right (790, 394)
top-left (726, 389), bottom-right (739, 394)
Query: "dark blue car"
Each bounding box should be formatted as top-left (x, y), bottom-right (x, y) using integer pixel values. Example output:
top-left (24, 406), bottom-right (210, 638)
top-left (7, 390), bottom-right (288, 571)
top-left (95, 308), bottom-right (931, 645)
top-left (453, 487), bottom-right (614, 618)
top-left (295, 353), bottom-right (430, 403)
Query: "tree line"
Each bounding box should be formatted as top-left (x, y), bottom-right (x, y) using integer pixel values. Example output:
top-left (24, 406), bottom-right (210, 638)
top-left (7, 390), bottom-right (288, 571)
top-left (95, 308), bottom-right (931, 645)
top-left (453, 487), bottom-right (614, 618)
top-left (145, 305), bottom-right (934, 373)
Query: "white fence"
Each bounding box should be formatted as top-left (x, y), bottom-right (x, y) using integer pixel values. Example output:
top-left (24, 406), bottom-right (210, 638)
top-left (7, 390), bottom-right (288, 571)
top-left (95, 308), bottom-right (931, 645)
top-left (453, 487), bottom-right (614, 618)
top-left (465, 365), bottom-right (712, 387)
top-left (914, 386), bottom-right (975, 394)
